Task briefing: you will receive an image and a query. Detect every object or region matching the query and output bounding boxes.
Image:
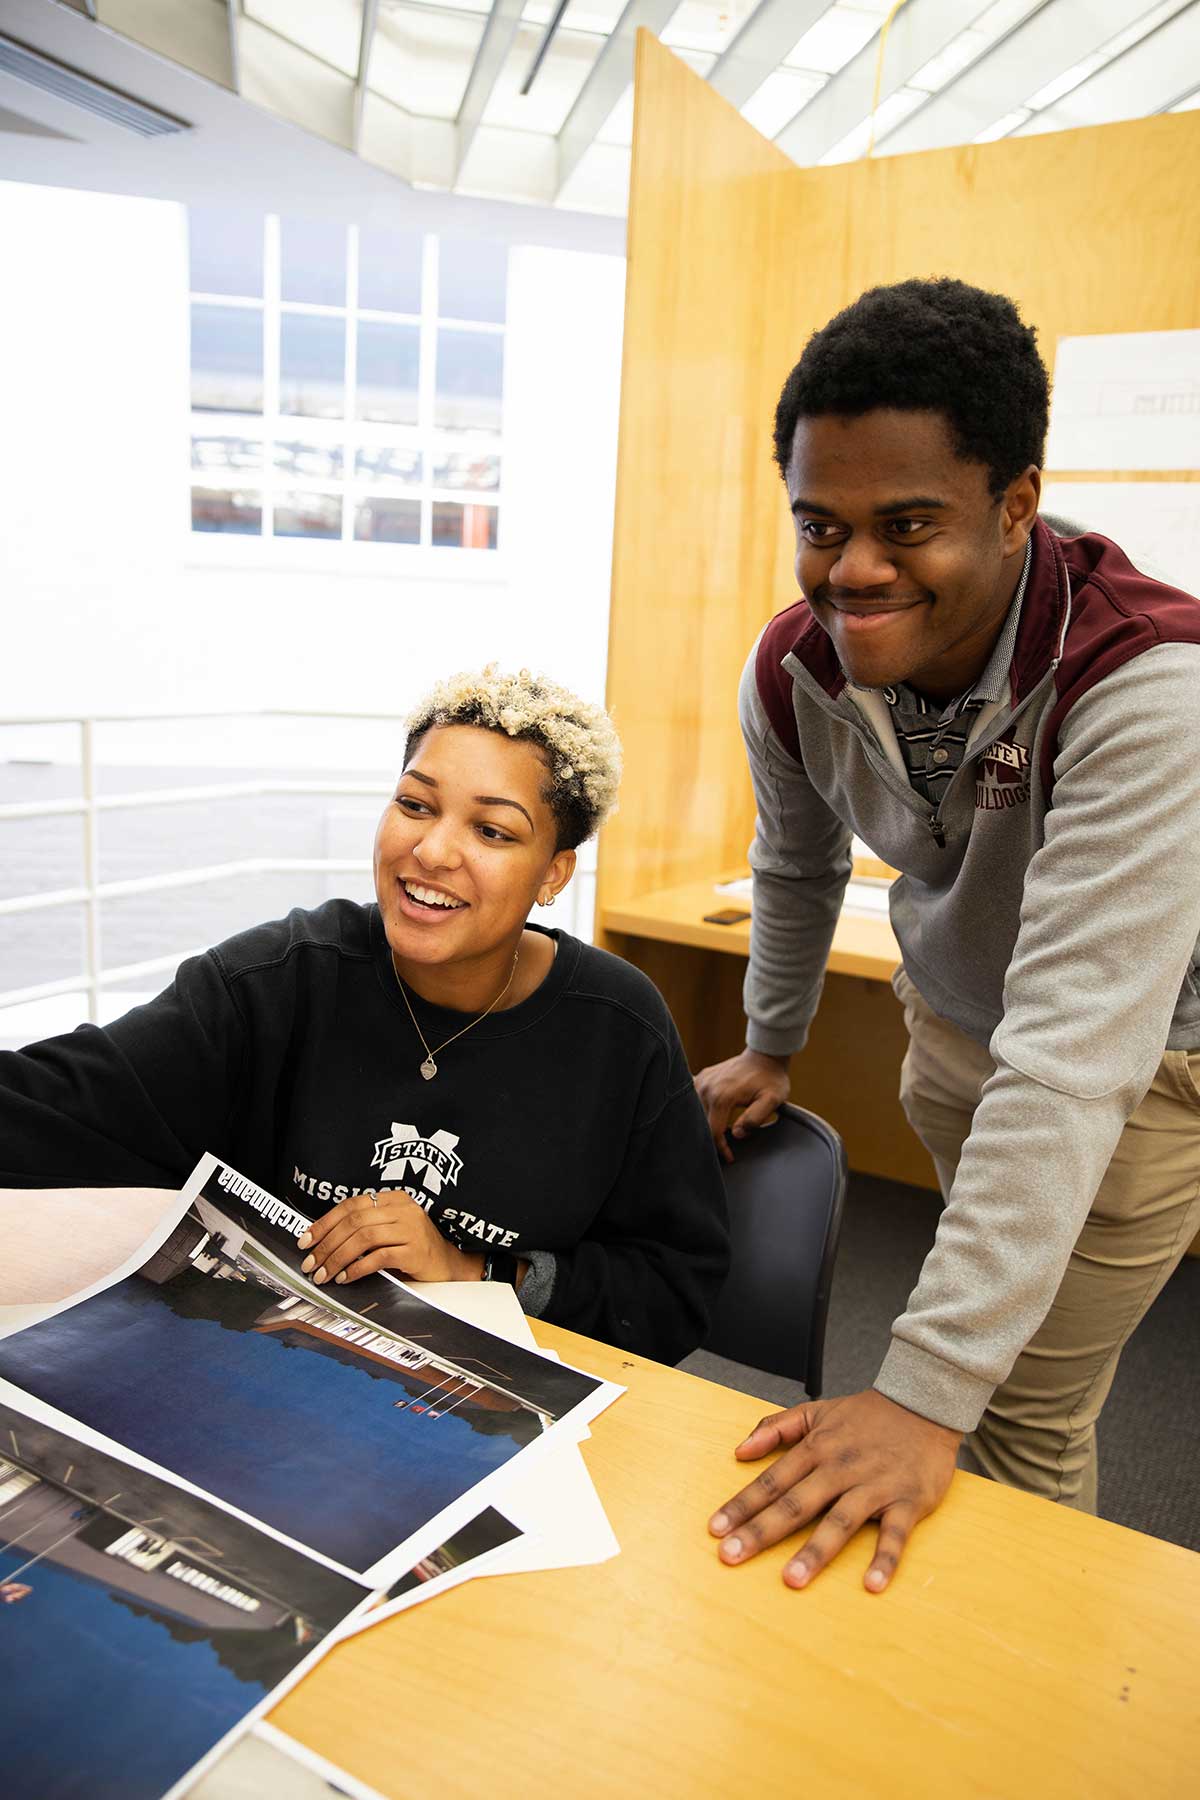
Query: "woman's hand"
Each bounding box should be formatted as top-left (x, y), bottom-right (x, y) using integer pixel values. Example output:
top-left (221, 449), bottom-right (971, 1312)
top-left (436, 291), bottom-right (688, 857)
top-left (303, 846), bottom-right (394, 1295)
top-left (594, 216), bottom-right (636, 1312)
top-left (296, 1194), bottom-right (484, 1286)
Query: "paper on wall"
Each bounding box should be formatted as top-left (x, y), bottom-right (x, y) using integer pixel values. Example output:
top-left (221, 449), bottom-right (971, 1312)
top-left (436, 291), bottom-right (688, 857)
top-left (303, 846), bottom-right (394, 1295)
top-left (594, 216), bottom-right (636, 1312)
top-left (1042, 479), bottom-right (1200, 596)
top-left (1045, 330), bottom-right (1200, 471)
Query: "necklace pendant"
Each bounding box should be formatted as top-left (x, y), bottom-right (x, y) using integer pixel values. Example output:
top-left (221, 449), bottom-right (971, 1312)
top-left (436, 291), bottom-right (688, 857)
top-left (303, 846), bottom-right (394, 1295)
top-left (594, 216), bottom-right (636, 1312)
top-left (420, 1057), bottom-right (438, 1081)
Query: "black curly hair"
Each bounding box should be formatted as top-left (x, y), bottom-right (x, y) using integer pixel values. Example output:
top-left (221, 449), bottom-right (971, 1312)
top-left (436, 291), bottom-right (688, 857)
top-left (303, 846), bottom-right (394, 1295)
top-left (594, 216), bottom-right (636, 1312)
top-left (773, 278), bottom-right (1050, 499)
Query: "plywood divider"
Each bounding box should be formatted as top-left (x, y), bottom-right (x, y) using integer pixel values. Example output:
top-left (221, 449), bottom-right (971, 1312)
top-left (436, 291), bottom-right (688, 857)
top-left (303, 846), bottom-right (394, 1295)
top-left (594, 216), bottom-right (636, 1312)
top-left (599, 33), bottom-right (1199, 1192)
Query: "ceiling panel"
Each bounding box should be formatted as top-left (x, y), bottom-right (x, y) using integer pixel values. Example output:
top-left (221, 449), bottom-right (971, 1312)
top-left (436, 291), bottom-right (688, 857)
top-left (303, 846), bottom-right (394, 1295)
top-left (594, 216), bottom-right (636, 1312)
top-left (242, 0), bottom-right (363, 79)
top-left (39, 0), bottom-right (1200, 217)
top-left (370, 1), bottom-right (486, 119)
top-left (480, 25), bottom-right (604, 135)
top-left (709, 1), bottom-right (830, 108)
top-left (774, 0), bottom-right (997, 167)
top-left (1011, 0), bottom-right (1200, 135)
top-left (783, 1), bottom-right (894, 77)
top-left (881, 0), bottom-right (1157, 157)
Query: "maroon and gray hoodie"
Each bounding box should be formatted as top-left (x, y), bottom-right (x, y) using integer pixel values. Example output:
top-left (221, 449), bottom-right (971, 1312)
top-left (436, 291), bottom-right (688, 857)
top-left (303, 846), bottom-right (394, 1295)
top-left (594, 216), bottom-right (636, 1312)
top-left (742, 516), bottom-right (1200, 1430)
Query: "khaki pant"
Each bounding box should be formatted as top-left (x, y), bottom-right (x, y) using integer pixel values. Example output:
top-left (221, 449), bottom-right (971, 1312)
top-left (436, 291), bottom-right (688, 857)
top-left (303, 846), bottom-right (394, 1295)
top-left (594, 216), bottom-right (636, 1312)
top-left (892, 966), bottom-right (1200, 1513)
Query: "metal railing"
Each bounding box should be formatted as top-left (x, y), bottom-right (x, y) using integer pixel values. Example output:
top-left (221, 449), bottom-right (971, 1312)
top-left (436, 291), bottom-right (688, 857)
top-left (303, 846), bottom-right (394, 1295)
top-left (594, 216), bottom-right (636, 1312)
top-left (0, 708), bottom-right (594, 1025)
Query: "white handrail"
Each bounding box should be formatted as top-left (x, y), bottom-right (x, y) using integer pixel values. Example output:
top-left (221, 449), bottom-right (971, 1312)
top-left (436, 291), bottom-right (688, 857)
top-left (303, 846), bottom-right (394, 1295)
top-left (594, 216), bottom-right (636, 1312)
top-left (1, 707), bottom-right (595, 1027)
top-left (1, 708), bottom-right (395, 1022)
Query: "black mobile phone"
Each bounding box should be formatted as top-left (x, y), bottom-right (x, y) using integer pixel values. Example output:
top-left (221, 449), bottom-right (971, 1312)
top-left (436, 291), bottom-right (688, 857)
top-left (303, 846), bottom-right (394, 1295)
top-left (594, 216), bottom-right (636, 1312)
top-left (703, 907), bottom-right (751, 925)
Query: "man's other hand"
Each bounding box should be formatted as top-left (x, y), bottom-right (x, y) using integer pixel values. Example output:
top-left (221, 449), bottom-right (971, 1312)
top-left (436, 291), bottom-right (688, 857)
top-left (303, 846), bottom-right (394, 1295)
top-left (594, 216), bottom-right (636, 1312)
top-left (708, 1389), bottom-right (961, 1590)
top-left (694, 1048), bottom-right (791, 1163)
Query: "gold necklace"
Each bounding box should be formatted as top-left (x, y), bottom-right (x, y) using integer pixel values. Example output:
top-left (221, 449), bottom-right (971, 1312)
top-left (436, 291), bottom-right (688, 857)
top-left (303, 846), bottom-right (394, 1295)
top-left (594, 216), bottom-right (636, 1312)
top-left (392, 946), bottom-right (521, 1081)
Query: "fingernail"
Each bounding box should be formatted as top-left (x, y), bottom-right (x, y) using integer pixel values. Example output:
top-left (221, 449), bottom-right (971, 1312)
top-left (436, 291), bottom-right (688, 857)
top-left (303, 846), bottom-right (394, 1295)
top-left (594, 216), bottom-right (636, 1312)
top-left (335, 1272), bottom-right (347, 1284)
top-left (314, 1266), bottom-right (327, 1284)
top-left (297, 1233), bottom-right (312, 1249)
top-left (865, 1569), bottom-right (887, 1592)
top-left (709, 1511), bottom-right (729, 1535)
top-left (784, 1562), bottom-right (809, 1589)
top-left (300, 1255), bottom-right (315, 1273)
top-left (719, 1537), bottom-right (742, 1561)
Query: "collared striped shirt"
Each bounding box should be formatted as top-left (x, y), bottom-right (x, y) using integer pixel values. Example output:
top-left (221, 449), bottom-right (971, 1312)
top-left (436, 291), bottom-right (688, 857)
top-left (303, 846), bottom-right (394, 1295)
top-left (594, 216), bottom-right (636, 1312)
top-left (884, 539), bottom-right (1032, 806)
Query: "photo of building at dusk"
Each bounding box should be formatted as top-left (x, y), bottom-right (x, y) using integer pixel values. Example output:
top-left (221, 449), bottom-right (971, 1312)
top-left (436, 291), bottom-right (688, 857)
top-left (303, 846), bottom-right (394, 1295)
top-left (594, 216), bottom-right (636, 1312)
top-left (0, 1401), bottom-right (364, 1800)
top-left (0, 1195), bottom-right (562, 1573)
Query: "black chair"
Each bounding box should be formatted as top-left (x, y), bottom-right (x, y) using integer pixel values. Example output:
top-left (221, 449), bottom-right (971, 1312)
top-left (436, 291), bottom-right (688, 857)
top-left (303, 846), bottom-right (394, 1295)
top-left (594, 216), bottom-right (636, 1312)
top-left (704, 1103), bottom-right (847, 1398)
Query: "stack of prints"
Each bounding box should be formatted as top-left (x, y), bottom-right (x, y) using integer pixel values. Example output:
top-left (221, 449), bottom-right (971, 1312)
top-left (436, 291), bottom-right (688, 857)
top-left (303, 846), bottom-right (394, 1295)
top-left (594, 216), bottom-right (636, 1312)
top-left (0, 1152), bottom-right (621, 1799)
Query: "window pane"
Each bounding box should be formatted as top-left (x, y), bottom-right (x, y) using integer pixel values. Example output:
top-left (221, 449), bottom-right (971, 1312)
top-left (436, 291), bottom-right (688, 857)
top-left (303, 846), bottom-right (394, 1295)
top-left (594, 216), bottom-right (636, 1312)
top-left (355, 445), bottom-right (422, 485)
top-left (274, 440), bottom-right (344, 479)
top-left (190, 304), bottom-right (263, 413)
top-left (431, 442), bottom-right (500, 492)
top-left (358, 228), bottom-right (423, 314)
top-left (191, 435), bottom-right (264, 475)
top-left (434, 329), bottom-right (503, 433)
top-left (438, 237), bottom-right (508, 323)
top-left (189, 207), bottom-right (263, 297)
top-left (356, 321), bottom-right (420, 424)
top-left (280, 216), bottom-right (348, 306)
top-left (274, 492), bottom-right (342, 539)
top-left (355, 497), bottom-right (421, 544)
top-left (432, 500), bottom-right (498, 550)
top-left (280, 313), bottom-right (345, 418)
top-left (191, 487), bottom-right (262, 534)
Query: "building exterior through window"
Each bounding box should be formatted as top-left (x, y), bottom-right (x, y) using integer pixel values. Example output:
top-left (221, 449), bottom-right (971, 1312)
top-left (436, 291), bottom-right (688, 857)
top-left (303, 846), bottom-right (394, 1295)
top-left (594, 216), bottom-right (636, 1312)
top-left (189, 211), bottom-right (506, 553)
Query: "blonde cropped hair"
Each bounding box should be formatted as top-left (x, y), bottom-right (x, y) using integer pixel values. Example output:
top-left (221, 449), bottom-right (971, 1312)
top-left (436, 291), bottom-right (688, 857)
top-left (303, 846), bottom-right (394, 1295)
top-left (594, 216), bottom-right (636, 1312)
top-left (404, 665), bottom-right (622, 850)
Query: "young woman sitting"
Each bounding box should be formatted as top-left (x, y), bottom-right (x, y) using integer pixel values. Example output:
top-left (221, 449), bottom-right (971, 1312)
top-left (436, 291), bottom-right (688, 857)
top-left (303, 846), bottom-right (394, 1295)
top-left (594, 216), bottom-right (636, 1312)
top-left (0, 668), bottom-right (729, 1365)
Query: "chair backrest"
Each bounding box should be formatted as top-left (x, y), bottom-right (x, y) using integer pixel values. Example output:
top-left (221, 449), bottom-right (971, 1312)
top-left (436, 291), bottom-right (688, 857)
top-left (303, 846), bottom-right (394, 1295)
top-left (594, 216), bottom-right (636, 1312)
top-left (705, 1103), bottom-right (847, 1397)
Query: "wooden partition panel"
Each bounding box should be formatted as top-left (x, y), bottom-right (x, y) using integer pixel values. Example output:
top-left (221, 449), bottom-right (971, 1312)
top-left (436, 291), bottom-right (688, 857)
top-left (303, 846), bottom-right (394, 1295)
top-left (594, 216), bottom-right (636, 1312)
top-left (599, 35), bottom-right (798, 912)
top-left (600, 33), bottom-right (1200, 1184)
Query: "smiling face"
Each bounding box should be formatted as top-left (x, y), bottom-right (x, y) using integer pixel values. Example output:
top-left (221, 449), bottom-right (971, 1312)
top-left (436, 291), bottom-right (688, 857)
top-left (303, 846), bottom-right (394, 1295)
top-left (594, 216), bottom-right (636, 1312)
top-left (786, 409), bottom-right (1040, 701)
top-left (374, 724), bottom-right (575, 975)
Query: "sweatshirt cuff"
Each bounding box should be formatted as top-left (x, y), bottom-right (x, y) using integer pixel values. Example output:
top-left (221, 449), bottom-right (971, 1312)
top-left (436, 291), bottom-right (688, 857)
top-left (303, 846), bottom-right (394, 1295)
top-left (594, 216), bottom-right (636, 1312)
top-left (517, 1249), bottom-right (557, 1318)
top-left (744, 1022), bottom-right (805, 1058)
top-left (874, 1336), bottom-right (996, 1434)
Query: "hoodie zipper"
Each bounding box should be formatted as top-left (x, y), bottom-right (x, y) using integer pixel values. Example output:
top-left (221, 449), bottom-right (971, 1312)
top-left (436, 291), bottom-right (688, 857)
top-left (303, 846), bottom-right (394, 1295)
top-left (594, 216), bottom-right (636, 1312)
top-left (809, 659), bottom-right (1063, 853)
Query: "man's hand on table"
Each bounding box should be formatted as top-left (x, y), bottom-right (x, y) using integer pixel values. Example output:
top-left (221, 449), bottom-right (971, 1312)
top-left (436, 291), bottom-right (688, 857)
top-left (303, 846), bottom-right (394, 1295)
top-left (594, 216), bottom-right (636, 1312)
top-left (297, 1194), bottom-right (485, 1286)
top-left (709, 1389), bottom-right (961, 1591)
top-left (694, 1048), bottom-right (792, 1164)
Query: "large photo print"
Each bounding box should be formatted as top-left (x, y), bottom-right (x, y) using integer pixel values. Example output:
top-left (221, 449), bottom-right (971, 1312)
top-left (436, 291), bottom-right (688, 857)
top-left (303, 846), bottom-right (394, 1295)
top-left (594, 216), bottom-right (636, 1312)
top-left (0, 1398), bottom-right (368, 1800)
top-left (0, 1155), bottom-right (614, 1579)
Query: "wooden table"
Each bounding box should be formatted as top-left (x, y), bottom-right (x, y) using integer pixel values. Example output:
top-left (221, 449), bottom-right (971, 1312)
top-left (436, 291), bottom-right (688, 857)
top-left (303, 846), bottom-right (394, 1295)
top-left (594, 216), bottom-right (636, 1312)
top-left (274, 1322), bottom-right (1200, 1800)
top-left (601, 875), bottom-right (900, 979)
top-left (599, 874), bottom-right (934, 1187)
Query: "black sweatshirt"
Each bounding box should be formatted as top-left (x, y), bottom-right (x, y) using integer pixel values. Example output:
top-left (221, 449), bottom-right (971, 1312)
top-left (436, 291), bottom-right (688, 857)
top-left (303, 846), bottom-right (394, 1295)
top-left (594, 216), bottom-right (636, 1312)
top-left (0, 901), bottom-right (729, 1365)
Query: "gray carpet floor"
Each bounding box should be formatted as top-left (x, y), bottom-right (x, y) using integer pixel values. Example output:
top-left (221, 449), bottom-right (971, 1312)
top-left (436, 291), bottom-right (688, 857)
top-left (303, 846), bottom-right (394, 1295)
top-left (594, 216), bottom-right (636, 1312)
top-left (682, 1171), bottom-right (1200, 1553)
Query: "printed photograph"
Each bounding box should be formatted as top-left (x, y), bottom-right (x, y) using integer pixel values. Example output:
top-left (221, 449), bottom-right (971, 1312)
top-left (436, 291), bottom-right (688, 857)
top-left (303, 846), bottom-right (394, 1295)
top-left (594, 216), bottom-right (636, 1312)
top-left (0, 1158), bottom-right (605, 1575)
top-left (382, 1504), bottom-right (522, 1600)
top-left (188, 1722), bottom-right (387, 1800)
top-left (0, 1400), bottom-right (366, 1800)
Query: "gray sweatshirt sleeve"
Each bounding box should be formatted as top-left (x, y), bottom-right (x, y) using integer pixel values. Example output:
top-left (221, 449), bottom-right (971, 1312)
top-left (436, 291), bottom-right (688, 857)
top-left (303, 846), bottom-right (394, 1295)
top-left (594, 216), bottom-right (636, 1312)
top-left (739, 645), bottom-right (854, 1057)
top-left (876, 642), bottom-right (1200, 1431)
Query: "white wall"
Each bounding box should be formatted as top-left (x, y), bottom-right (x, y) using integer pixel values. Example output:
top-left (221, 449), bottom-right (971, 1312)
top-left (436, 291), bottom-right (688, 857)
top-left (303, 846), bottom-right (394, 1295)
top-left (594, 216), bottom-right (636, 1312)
top-left (0, 182), bottom-right (191, 719)
top-left (0, 181), bottom-right (625, 735)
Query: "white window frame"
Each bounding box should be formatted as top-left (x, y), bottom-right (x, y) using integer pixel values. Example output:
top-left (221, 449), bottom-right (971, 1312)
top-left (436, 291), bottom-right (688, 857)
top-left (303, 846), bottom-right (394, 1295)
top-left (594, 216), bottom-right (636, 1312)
top-left (186, 219), bottom-right (507, 579)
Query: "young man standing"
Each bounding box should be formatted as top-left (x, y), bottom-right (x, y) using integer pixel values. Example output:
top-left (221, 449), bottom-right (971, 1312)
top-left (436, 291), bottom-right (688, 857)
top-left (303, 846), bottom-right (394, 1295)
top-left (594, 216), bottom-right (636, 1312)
top-left (697, 278), bottom-right (1200, 1593)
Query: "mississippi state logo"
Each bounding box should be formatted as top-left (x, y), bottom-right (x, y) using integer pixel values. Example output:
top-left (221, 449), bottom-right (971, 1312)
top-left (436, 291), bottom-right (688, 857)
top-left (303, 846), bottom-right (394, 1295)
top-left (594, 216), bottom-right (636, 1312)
top-left (976, 737), bottom-right (1030, 812)
top-left (371, 1122), bottom-right (463, 1196)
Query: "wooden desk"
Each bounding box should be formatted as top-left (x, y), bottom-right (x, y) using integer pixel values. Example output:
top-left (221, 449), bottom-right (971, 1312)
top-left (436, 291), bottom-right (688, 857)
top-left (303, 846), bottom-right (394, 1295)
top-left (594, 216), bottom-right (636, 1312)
top-left (275, 1321), bottom-right (1200, 1800)
top-left (600, 875), bottom-right (934, 1189)
top-left (602, 876), bottom-right (899, 980)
